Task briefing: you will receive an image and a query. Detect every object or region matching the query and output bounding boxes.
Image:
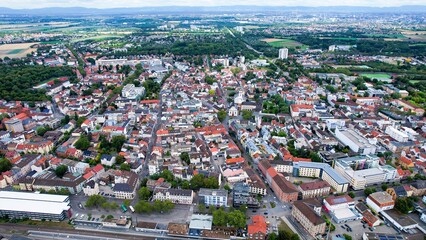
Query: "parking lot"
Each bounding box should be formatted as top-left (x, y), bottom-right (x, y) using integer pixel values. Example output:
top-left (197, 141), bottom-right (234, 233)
top-left (71, 203), bottom-right (194, 226)
top-left (332, 218), bottom-right (400, 239)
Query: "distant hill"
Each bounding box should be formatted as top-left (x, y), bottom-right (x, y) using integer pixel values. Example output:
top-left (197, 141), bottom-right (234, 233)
top-left (1, 5), bottom-right (426, 16)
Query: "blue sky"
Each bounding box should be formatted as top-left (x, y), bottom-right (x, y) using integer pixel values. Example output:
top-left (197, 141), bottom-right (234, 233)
top-left (2, 0), bottom-right (426, 8)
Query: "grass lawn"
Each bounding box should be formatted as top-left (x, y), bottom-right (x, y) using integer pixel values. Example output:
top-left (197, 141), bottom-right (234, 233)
top-left (360, 73), bottom-right (391, 79)
top-left (262, 38), bottom-right (308, 50)
top-left (0, 219), bottom-right (73, 229)
top-left (278, 219), bottom-right (294, 233)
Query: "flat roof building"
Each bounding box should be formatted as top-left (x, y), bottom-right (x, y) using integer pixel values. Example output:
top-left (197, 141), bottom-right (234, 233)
top-left (366, 192), bottom-right (394, 213)
top-left (293, 162), bottom-right (349, 193)
top-left (335, 128), bottom-right (376, 155)
top-left (188, 214), bottom-right (213, 237)
top-left (0, 191), bottom-right (70, 221)
top-left (335, 155), bottom-right (397, 190)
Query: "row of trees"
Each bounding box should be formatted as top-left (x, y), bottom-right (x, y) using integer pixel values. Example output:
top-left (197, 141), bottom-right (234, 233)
top-left (134, 200), bottom-right (175, 214)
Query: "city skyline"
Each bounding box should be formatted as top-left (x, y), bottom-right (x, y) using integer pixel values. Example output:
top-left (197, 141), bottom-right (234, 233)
top-left (2, 0), bottom-right (426, 9)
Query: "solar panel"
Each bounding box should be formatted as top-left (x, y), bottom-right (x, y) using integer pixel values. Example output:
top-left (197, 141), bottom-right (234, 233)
top-left (333, 197), bottom-right (347, 204)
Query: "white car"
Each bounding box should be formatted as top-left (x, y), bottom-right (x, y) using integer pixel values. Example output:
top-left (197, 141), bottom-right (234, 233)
top-left (80, 214), bottom-right (85, 219)
top-left (75, 213), bottom-right (79, 218)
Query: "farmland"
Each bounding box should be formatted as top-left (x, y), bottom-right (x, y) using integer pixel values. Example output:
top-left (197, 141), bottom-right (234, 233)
top-left (0, 43), bottom-right (38, 58)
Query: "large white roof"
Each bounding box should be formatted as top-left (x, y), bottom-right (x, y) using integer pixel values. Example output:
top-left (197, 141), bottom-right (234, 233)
top-left (0, 191), bottom-right (70, 215)
top-left (0, 191), bottom-right (69, 202)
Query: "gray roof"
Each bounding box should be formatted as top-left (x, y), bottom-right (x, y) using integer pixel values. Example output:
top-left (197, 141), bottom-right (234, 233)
top-left (198, 188), bottom-right (228, 197)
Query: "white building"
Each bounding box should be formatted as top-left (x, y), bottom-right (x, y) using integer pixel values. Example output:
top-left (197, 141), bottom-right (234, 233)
top-left (385, 126), bottom-right (409, 143)
top-left (122, 84), bottom-right (145, 99)
top-left (334, 155), bottom-right (397, 190)
top-left (0, 191), bottom-right (71, 221)
top-left (323, 195), bottom-right (361, 223)
top-left (366, 192), bottom-right (394, 213)
top-left (279, 48), bottom-right (289, 60)
top-left (335, 128), bottom-right (377, 155)
top-left (152, 188), bottom-right (194, 205)
top-left (82, 180), bottom-right (99, 196)
top-left (198, 188), bottom-right (228, 207)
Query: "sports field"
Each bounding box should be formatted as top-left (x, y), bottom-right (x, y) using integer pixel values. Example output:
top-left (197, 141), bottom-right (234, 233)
top-left (360, 73), bottom-right (391, 79)
top-left (262, 38), bottom-right (308, 49)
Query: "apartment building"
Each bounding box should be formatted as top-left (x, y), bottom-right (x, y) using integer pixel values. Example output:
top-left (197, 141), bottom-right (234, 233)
top-left (293, 162), bottom-right (349, 193)
top-left (298, 180), bottom-right (331, 199)
top-left (152, 188), bottom-right (194, 205)
top-left (198, 188), bottom-right (228, 207)
top-left (292, 199), bottom-right (326, 237)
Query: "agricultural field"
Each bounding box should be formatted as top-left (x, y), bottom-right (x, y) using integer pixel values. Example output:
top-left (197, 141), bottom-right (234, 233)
top-left (262, 38), bottom-right (308, 50)
top-left (0, 42), bottom-right (38, 58)
top-left (400, 30), bottom-right (426, 41)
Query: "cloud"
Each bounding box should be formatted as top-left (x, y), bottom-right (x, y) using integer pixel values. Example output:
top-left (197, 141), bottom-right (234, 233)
top-left (3, 0), bottom-right (426, 9)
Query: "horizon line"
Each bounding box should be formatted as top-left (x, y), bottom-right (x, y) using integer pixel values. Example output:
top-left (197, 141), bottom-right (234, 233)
top-left (3, 5), bottom-right (426, 10)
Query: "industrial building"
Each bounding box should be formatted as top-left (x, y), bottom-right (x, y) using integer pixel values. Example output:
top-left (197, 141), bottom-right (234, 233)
top-left (335, 128), bottom-right (377, 155)
top-left (0, 191), bottom-right (71, 221)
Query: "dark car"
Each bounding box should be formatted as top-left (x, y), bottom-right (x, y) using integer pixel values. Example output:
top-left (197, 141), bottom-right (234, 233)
top-left (341, 225), bottom-right (345, 229)
top-left (264, 212), bottom-right (268, 215)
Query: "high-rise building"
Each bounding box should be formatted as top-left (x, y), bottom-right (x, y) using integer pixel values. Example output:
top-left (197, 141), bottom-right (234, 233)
top-left (279, 48), bottom-right (288, 59)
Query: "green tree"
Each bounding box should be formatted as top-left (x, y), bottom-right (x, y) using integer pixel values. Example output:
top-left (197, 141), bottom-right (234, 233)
top-left (348, 192), bottom-right (355, 198)
top-left (190, 174), bottom-right (205, 190)
top-left (198, 203), bottom-right (206, 213)
top-left (343, 234), bottom-right (352, 240)
top-left (227, 210), bottom-right (246, 229)
top-left (74, 135), bottom-right (91, 150)
top-left (381, 183), bottom-right (389, 191)
top-left (134, 200), bottom-right (152, 213)
top-left (212, 208), bottom-right (227, 226)
top-left (394, 197), bottom-right (414, 214)
top-left (181, 180), bottom-right (190, 189)
top-left (111, 135), bottom-right (126, 152)
top-left (0, 158), bottom-right (12, 173)
top-left (224, 184), bottom-right (231, 192)
top-left (138, 187), bottom-right (152, 200)
top-left (217, 110), bottom-right (227, 122)
top-left (180, 152), bottom-right (190, 165)
top-left (153, 200), bottom-right (175, 213)
top-left (85, 195), bottom-right (106, 208)
top-left (36, 126), bottom-right (51, 136)
top-left (123, 199), bottom-right (131, 207)
top-left (241, 110), bottom-right (253, 120)
top-left (55, 165), bottom-right (68, 178)
top-left (364, 187), bottom-right (377, 196)
top-left (120, 163), bottom-right (130, 171)
top-left (115, 155), bottom-right (125, 165)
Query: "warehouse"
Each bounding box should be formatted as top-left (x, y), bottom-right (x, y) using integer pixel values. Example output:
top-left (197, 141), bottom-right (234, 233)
top-left (0, 191), bottom-right (71, 221)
